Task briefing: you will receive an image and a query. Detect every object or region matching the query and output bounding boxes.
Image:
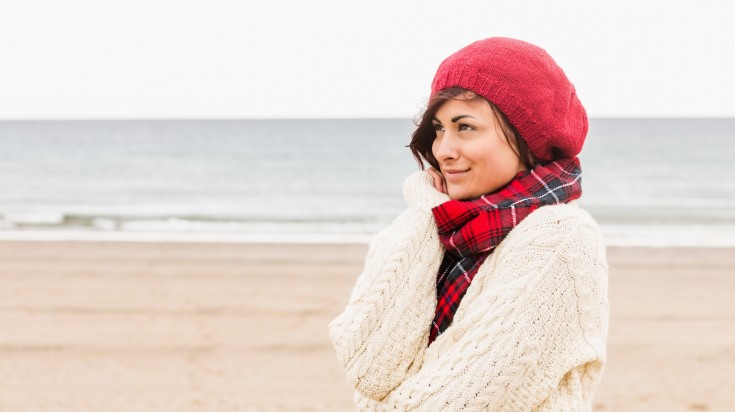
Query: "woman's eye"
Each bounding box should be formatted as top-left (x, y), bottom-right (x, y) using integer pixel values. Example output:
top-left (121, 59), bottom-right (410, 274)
top-left (433, 123), bottom-right (444, 131)
top-left (459, 124), bottom-right (474, 131)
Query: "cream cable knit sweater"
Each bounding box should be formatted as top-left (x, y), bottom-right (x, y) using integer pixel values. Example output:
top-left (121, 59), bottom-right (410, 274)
top-left (328, 171), bottom-right (609, 411)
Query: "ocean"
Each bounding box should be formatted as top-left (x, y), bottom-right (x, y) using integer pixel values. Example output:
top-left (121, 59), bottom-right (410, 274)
top-left (1, 118), bottom-right (734, 246)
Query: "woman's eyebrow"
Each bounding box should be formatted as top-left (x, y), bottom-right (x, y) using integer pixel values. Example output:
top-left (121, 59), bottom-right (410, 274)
top-left (432, 114), bottom-right (476, 123)
top-left (451, 115), bottom-right (475, 123)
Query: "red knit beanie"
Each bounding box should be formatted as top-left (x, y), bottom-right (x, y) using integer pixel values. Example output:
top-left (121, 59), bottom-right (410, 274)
top-left (431, 37), bottom-right (587, 162)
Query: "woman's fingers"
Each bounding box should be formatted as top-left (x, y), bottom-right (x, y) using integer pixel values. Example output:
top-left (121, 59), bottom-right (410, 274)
top-left (427, 168), bottom-right (447, 194)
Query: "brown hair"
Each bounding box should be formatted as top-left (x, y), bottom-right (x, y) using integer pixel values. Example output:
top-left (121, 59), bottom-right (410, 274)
top-left (408, 87), bottom-right (536, 171)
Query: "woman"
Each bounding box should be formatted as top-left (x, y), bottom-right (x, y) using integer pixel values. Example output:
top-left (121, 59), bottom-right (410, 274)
top-left (329, 37), bottom-right (609, 411)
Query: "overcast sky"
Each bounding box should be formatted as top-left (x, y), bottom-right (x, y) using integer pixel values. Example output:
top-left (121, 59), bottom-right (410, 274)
top-left (1, 0), bottom-right (733, 119)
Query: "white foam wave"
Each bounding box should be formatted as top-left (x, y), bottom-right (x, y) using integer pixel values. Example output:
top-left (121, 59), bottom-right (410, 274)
top-left (2, 212), bottom-right (65, 225)
top-left (599, 224), bottom-right (735, 247)
top-left (0, 230), bottom-right (374, 244)
top-left (0, 224), bottom-right (734, 247)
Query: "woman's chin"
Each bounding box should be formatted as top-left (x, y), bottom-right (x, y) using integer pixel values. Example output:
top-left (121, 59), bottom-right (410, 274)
top-left (447, 187), bottom-right (473, 201)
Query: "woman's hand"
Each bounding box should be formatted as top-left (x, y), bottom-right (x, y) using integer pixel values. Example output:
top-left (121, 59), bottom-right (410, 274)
top-left (427, 167), bottom-right (448, 195)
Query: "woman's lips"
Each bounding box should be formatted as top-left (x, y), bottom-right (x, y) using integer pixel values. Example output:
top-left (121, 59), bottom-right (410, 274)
top-left (443, 169), bottom-right (469, 181)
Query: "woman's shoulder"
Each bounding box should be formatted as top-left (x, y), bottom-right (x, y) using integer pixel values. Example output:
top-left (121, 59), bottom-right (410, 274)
top-left (494, 201), bottom-right (605, 262)
top-left (513, 201), bottom-right (601, 240)
top-left (526, 200), bottom-right (597, 225)
top-left (475, 201), bottom-right (607, 307)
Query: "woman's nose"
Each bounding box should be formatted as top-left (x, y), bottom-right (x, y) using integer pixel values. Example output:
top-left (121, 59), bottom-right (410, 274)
top-left (433, 133), bottom-right (459, 161)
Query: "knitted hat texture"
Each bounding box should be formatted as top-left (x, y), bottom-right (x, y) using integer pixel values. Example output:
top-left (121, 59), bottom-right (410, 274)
top-left (431, 37), bottom-right (588, 162)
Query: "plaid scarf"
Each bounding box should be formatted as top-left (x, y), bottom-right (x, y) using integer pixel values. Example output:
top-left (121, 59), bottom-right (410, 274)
top-left (428, 157), bottom-right (583, 344)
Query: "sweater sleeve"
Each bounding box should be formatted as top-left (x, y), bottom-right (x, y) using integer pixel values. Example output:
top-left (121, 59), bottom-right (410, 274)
top-left (327, 171), bottom-right (449, 400)
top-left (354, 206), bottom-right (609, 411)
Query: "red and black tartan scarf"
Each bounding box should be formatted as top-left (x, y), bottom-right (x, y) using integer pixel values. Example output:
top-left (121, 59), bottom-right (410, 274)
top-left (427, 157), bottom-right (583, 344)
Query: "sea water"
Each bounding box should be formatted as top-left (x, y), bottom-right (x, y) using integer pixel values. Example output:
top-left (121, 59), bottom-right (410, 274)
top-left (1, 118), bottom-right (734, 246)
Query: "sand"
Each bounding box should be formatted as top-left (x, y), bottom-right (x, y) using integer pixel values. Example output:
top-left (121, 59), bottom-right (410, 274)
top-left (0, 241), bottom-right (733, 411)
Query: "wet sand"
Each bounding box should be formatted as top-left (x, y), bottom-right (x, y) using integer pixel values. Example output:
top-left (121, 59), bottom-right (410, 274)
top-left (0, 241), bottom-right (733, 411)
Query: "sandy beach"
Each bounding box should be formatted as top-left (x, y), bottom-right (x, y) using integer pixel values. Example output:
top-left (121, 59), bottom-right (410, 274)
top-left (0, 241), bottom-right (733, 411)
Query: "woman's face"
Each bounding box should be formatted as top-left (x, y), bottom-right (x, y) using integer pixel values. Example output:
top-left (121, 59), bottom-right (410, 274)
top-left (431, 97), bottom-right (527, 200)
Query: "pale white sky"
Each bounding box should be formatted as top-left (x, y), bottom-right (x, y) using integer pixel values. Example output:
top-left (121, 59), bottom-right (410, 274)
top-left (1, 0), bottom-right (733, 119)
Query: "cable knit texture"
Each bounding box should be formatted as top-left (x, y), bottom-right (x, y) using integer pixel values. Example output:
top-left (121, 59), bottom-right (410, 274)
top-left (328, 171), bottom-right (609, 411)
